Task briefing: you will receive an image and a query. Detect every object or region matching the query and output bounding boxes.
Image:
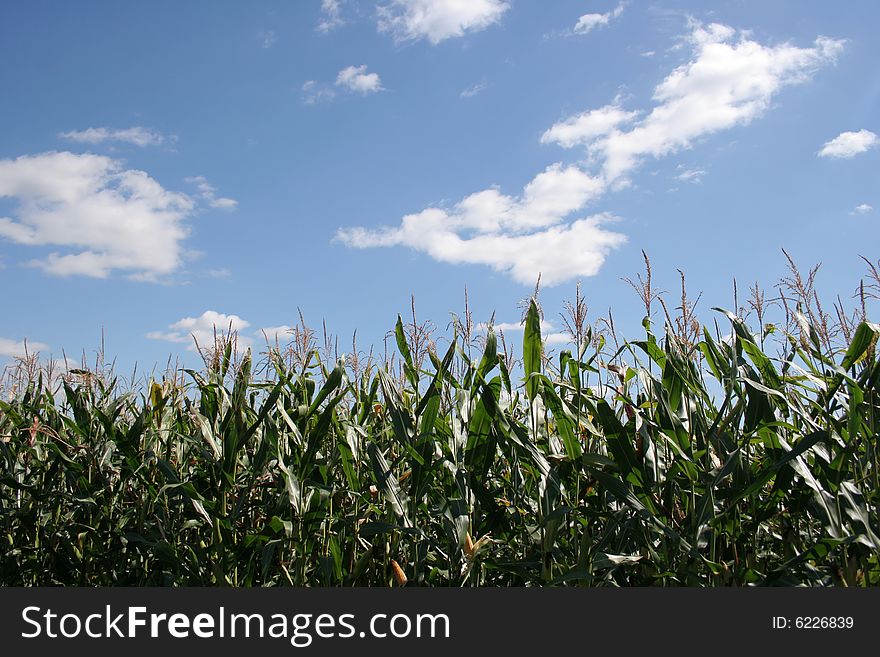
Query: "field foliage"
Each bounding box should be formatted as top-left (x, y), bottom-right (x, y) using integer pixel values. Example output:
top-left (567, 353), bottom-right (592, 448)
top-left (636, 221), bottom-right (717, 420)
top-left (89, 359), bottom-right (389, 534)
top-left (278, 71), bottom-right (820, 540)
top-left (2, 257), bottom-right (880, 586)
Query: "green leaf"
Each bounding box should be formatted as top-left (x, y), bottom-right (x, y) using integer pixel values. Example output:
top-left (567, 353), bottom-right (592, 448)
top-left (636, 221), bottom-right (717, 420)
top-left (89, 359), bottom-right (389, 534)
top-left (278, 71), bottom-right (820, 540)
top-left (541, 378), bottom-right (582, 460)
top-left (394, 314), bottom-right (418, 388)
top-left (476, 325), bottom-right (498, 381)
top-left (523, 299), bottom-right (542, 402)
top-left (367, 442), bottom-right (411, 527)
top-left (841, 321), bottom-right (879, 370)
top-left (715, 308), bottom-right (782, 390)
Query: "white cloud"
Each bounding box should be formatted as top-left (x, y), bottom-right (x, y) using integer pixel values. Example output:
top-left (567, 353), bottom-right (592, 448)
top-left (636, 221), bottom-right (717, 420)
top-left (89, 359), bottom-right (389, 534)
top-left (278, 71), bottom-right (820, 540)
top-left (481, 319), bottom-right (553, 334)
top-left (460, 81), bottom-right (487, 98)
top-left (336, 164), bottom-right (625, 286)
top-left (544, 22), bottom-right (845, 183)
top-left (541, 104), bottom-right (639, 149)
top-left (675, 166), bottom-right (706, 183)
top-left (302, 80), bottom-right (337, 105)
top-left (338, 21), bottom-right (842, 286)
top-left (0, 336), bottom-right (50, 358)
top-left (544, 332), bottom-right (573, 345)
top-left (317, 0), bottom-right (345, 33)
top-left (573, 2), bottom-right (625, 35)
top-left (377, 0), bottom-right (509, 45)
top-left (852, 203), bottom-right (873, 215)
top-left (258, 325), bottom-right (294, 343)
top-left (305, 65), bottom-right (383, 102)
top-left (210, 198), bottom-right (238, 210)
top-left (0, 151), bottom-right (194, 279)
top-left (147, 311), bottom-right (253, 351)
top-left (186, 176), bottom-right (238, 210)
top-left (147, 313), bottom-right (301, 353)
top-left (818, 129), bottom-right (879, 159)
top-left (59, 127), bottom-right (169, 148)
top-left (489, 321), bottom-right (524, 333)
top-left (478, 319), bottom-right (571, 345)
top-left (335, 65), bottom-right (383, 94)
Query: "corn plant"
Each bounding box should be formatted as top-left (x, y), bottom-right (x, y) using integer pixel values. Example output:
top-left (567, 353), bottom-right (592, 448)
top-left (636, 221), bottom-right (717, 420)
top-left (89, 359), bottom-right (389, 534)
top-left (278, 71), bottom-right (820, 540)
top-left (2, 269), bottom-right (879, 586)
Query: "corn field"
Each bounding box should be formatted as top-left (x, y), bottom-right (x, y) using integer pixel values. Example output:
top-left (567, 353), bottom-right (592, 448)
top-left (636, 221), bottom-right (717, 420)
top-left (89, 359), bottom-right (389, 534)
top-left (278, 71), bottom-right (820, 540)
top-left (2, 258), bottom-right (880, 586)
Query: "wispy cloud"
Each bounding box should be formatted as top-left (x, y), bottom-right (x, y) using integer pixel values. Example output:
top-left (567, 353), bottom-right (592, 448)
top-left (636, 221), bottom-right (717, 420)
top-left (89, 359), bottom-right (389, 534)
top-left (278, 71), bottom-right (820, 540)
top-left (258, 30), bottom-right (277, 49)
top-left (573, 2), bottom-right (626, 35)
top-left (186, 176), bottom-right (238, 210)
top-left (338, 21), bottom-right (843, 286)
top-left (852, 203), bottom-right (873, 215)
top-left (675, 166), bottom-right (706, 183)
top-left (0, 151), bottom-right (194, 279)
top-left (59, 126), bottom-right (170, 148)
top-left (377, 0), bottom-right (509, 45)
top-left (0, 336), bottom-right (50, 358)
top-left (301, 80), bottom-right (336, 105)
top-left (818, 129), bottom-right (878, 159)
top-left (460, 81), bottom-right (488, 98)
top-left (317, 0), bottom-right (345, 33)
top-left (335, 65), bottom-right (383, 94)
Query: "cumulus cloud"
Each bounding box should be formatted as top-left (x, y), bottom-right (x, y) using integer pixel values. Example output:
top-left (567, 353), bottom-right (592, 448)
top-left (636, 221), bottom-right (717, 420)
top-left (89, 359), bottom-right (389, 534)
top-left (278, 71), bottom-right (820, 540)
top-left (377, 0), bottom-right (509, 45)
top-left (305, 66), bottom-right (383, 102)
top-left (258, 325), bottom-right (294, 343)
top-left (540, 104), bottom-right (639, 149)
top-left (573, 2), bottom-right (625, 35)
top-left (852, 203), bottom-right (873, 215)
top-left (147, 311), bottom-right (253, 351)
top-left (338, 21), bottom-right (843, 286)
top-left (59, 127), bottom-right (169, 148)
top-left (0, 151), bottom-right (194, 279)
top-left (186, 176), bottom-right (238, 210)
top-left (0, 336), bottom-right (50, 358)
top-left (336, 164), bottom-right (625, 286)
top-left (335, 65), bottom-right (383, 94)
top-left (147, 312), bottom-right (301, 353)
top-left (544, 22), bottom-right (845, 183)
top-left (317, 0), bottom-right (345, 33)
top-left (818, 129), bottom-right (879, 159)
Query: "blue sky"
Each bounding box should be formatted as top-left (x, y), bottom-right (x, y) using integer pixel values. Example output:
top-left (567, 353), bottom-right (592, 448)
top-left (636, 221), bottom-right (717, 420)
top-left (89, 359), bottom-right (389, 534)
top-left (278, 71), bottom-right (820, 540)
top-left (1, 0), bottom-right (878, 375)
